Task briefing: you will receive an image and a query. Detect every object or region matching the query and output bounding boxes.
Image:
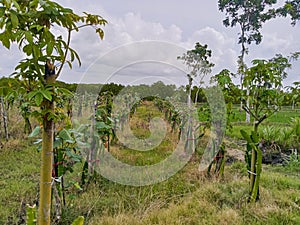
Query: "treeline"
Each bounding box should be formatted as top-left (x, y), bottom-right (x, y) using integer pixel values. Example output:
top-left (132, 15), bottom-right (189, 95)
top-left (1, 77), bottom-right (299, 107)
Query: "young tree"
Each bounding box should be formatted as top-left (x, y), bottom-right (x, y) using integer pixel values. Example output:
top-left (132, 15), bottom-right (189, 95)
top-left (0, 1), bottom-right (107, 224)
top-left (241, 54), bottom-right (292, 202)
top-left (177, 42), bottom-right (214, 104)
top-left (218, 0), bottom-right (278, 122)
top-left (212, 53), bottom-right (296, 202)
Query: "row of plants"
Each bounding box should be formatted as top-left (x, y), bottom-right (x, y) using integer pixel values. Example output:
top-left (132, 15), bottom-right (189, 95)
top-left (0, 0), bottom-right (300, 224)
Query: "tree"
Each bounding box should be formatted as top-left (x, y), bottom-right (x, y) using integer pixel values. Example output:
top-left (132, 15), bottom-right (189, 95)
top-left (0, 1), bottom-right (107, 224)
top-left (212, 53), bottom-right (296, 202)
top-left (177, 42), bottom-right (214, 104)
top-left (218, 0), bottom-right (278, 122)
top-left (207, 69), bottom-right (239, 177)
top-left (241, 54), bottom-right (292, 202)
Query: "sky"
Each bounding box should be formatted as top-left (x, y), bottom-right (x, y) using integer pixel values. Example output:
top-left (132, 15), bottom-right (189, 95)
top-left (0, 0), bottom-right (299, 87)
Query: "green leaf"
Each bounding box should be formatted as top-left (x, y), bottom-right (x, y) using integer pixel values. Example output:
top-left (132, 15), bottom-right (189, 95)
top-left (69, 47), bottom-right (81, 66)
top-left (10, 11), bottom-right (19, 28)
top-left (32, 44), bottom-right (40, 58)
top-left (27, 90), bottom-right (38, 100)
top-left (71, 216), bottom-right (84, 225)
top-left (53, 138), bottom-right (63, 148)
top-left (12, 0), bottom-right (20, 11)
top-left (0, 7), bottom-right (6, 17)
top-left (59, 129), bottom-right (73, 141)
top-left (25, 31), bottom-right (33, 44)
top-left (26, 204), bottom-right (37, 225)
top-left (29, 126), bottom-right (41, 138)
top-left (58, 87), bottom-right (73, 97)
top-left (1, 36), bottom-right (10, 49)
top-left (40, 89), bottom-right (52, 101)
top-left (46, 42), bottom-right (54, 55)
top-left (96, 121), bottom-right (111, 130)
top-left (66, 60), bottom-right (72, 69)
top-left (70, 50), bottom-right (75, 62)
top-left (72, 182), bottom-right (83, 191)
top-left (96, 28), bottom-right (104, 39)
top-left (23, 44), bottom-right (32, 55)
top-left (35, 93), bottom-right (43, 106)
top-left (66, 151), bottom-right (81, 162)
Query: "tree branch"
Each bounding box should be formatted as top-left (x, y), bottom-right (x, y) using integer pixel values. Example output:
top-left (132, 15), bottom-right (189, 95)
top-left (242, 105), bottom-right (258, 121)
top-left (56, 29), bottom-right (72, 78)
top-left (73, 23), bottom-right (95, 31)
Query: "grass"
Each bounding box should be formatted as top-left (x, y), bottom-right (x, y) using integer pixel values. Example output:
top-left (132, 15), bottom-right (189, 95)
top-left (111, 101), bottom-right (178, 166)
top-left (1, 101), bottom-right (300, 224)
top-left (81, 163), bottom-right (300, 225)
top-left (226, 105), bottom-right (299, 124)
top-left (0, 140), bottom-right (40, 225)
top-left (2, 142), bottom-right (299, 225)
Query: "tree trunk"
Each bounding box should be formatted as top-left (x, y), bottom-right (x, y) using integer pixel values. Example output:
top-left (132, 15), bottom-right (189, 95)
top-left (194, 86), bottom-right (200, 104)
top-left (246, 89), bottom-right (250, 123)
top-left (24, 117), bottom-right (32, 134)
top-left (38, 100), bottom-right (54, 225)
top-left (1, 96), bottom-right (8, 141)
top-left (249, 124), bottom-right (261, 202)
top-left (250, 147), bottom-right (262, 202)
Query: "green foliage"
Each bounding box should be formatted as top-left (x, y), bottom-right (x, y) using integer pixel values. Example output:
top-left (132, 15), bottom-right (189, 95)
top-left (218, 0), bottom-right (277, 46)
top-left (241, 54), bottom-right (293, 130)
top-left (25, 204), bottom-right (85, 225)
top-left (71, 216), bottom-right (84, 225)
top-left (240, 129), bottom-right (262, 202)
top-left (0, 2), bottom-right (107, 223)
top-left (0, 0), bottom-right (107, 121)
top-left (0, 141), bottom-right (40, 225)
top-left (178, 42), bottom-right (215, 104)
top-left (276, 0), bottom-right (300, 25)
top-left (26, 204), bottom-right (37, 225)
top-left (178, 42), bottom-right (214, 77)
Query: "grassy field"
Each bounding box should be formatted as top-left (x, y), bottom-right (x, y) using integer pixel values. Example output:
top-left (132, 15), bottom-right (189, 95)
top-left (0, 102), bottom-right (300, 225)
top-left (230, 105), bottom-right (299, 124)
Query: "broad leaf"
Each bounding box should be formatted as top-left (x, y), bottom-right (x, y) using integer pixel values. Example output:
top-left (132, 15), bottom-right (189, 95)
top-left (40, 89), bottom-right (52, 101)
top-left (29, 126), bottom-right (41, 137)
top-left (35, 93), bottom-right (43, 106)
top-left (46, 41), bottom-right (54, 55)
top-left (10, 10), bottom-right (19, 28)
top-left (25, 31), bottom-right (33, 44)
top-left (58, 129), bottom-right (73, 142)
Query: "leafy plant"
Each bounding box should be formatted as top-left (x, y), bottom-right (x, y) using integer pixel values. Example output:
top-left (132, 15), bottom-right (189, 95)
top-left (240, 129), bottom-right (262, 202)
top-left (0, 1), bottom-right (107, 224)
top-left (25, 204), bottom-right (85, 225)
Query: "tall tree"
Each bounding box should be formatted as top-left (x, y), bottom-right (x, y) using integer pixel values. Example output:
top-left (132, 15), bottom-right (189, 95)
top-left (0, 1), bottom-right (107, 224)
top-left (218, 0), bottom-right (278, 122)
top-left (177, 42), bottom-right (214, 104)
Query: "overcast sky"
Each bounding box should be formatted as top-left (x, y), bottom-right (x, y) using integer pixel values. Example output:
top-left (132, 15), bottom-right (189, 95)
top-left (0, 0), bottom-right (299, 87)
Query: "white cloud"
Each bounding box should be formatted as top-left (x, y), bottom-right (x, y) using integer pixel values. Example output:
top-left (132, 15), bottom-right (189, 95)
top-left (1, 1), bottom-right (299, 86)
top-left (184, 27), bottom-right (238, 73)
